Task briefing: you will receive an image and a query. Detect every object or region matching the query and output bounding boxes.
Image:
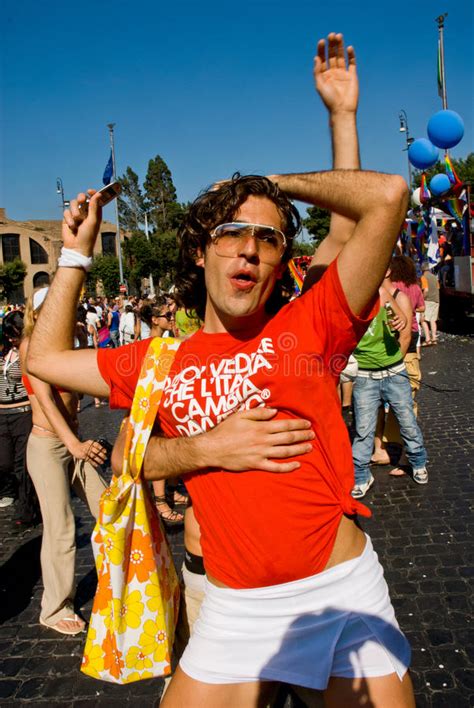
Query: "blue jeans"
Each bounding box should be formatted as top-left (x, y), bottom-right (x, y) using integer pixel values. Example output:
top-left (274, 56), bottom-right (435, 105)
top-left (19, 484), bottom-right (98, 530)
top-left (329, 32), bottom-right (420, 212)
top-left (352, 368), bottom-right (427, 486)
top-left (110, 330), bottom-right (120, 348)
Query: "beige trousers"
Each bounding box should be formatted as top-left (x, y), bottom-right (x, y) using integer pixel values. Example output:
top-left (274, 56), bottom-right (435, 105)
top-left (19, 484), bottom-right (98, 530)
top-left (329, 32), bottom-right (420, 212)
top-left (27, 433), bottom-right (106, 624)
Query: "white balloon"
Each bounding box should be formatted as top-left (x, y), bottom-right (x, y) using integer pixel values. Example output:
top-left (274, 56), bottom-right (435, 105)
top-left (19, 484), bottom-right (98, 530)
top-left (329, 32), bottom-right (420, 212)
top-left (411, 186), bottom-right (431, 206)
top-left (412, 188), bottom-right (422, 206)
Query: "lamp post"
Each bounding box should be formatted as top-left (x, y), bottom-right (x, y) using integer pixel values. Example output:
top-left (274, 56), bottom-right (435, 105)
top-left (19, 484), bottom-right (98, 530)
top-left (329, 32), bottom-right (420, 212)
top-left (398, 110), bottom-right (414, 189)
top-left (435, 13), bottom-right (448, 109)
top-left (106, 123), bottom-right (125, 286)
top-left (143, 211), bottom-right (155, 297)
top-left (56, 178), bottom-right (70, 209)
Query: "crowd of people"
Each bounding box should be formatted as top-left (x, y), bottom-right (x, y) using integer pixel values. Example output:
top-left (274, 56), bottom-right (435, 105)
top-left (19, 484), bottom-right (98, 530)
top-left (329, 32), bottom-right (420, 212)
top-left (0, 31), bottom-right (454, 708)
top-left (74, 292), bottom-right (200, 351)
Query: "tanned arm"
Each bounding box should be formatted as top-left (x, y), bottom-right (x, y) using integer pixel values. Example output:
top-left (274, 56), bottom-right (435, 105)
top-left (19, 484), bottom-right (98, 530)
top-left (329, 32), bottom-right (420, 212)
top-left (20, 339), bottom-right (107, 465)
top-left (270, 168), bottom-right (408, 316)
top-left (302, 32), bottom-right (360, 291)
top-left (111, 407), bottom-right (317, 480)
top-left (27, 192), bottom-right (110, 396)
top-left (378, 285), bottom-right (412, 357)
top-left (393, 290), bottom-right (413, 357)
top-left (269, 34), bottom-right (408, 314)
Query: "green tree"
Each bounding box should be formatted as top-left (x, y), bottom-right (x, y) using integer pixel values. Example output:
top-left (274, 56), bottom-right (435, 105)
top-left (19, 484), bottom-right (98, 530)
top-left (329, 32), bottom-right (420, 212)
top-left (412, 152), bottom-right (474, 189)
top-left (118, 158), bottom-right (187, 236)
top-left (117, 167), bottom-right (146, 233)
top-left (0, 259), bottom-right (27, 302)
top-left (150, 231), bottom-right (180, 289)
top-left (292, 240), bottom-right (314, 257)
top-left (123, 235), bottom-right (154, 293)
top-left (144, 155), bottom-right (179, 232)
top-left (302, 206), bottom-right (331, 247)
top-left (116, 156), bottom-right (187, 292)
top-left (88, 255), bottom-right (123, 297)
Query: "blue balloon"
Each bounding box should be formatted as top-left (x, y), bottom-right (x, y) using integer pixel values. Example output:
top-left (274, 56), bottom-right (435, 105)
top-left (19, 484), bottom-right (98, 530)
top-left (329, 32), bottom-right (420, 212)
top-left (429, 173), bottom-right (451, 196)
top-left (427, 110), bottom-right (464, 149)
top-left (408, 139), bottom-right (439, 170)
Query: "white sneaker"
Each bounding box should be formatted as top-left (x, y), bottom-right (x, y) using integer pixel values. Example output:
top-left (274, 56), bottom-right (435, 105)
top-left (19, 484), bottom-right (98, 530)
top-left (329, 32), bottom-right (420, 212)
top-left (413, 467), bottom-right (428, 484)
top-left (351, 474), bottom-right (375, 499)
top-left (0, 496), bottom-right (15, 508)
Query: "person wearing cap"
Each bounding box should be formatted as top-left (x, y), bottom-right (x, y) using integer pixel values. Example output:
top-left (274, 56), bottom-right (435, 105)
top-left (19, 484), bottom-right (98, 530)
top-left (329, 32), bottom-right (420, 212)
top-left (19, 287), bottom-right (108, 635)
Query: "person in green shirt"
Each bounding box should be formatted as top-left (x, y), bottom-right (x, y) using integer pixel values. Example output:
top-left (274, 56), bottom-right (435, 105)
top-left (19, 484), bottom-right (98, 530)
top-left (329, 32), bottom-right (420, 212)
top-left (351, 281), bottom-right (428, 498)
top-left (175, 307), bottom-right (201, 339)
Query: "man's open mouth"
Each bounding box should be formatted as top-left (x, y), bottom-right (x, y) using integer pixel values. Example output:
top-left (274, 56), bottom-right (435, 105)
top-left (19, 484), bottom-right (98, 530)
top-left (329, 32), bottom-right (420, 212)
top-left (230, 270), bottom-right (257, 290)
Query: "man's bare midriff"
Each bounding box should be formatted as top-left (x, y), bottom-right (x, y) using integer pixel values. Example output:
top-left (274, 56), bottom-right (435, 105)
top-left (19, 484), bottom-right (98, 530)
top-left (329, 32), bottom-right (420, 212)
top-left (207, 514), bottom-right (366, 588)
top-left (184, 506), bottom-right (202, 556)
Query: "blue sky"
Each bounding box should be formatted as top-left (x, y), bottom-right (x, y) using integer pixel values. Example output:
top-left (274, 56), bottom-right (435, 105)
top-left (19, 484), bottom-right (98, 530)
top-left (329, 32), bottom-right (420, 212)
top-left (1, 0), bottom-right (472, 224)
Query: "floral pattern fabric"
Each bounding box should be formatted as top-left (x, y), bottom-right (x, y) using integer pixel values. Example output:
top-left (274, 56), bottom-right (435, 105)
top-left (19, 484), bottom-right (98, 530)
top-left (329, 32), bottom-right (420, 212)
top-left (82, 337), bottom-right (181, 684)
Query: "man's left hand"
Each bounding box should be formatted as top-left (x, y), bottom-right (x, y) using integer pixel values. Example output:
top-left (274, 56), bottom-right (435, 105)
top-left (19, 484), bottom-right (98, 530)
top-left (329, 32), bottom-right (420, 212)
top-left (314, 32), bottom-right (358, 115)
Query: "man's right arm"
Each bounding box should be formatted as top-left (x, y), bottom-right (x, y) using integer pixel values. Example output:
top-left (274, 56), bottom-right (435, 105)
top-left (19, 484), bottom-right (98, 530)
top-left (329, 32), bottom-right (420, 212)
top-left (28, 192), bottom-right (110, 397)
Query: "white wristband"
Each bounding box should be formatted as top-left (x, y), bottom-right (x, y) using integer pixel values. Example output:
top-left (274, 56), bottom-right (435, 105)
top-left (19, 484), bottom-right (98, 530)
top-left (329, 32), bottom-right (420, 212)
top-left (58, 247), bottom-right (93, 272)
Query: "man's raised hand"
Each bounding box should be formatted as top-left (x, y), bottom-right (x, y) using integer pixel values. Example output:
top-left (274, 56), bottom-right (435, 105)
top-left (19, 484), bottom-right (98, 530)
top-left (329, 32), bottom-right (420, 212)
top-left (314, 32), bottom-right (358, 115)
top-left (62, 190), bottom-right (102, 257)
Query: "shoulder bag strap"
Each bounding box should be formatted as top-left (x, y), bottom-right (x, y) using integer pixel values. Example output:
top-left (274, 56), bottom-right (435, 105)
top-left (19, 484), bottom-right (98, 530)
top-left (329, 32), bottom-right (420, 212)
top-left (122, 337), bottom-right (181, 479)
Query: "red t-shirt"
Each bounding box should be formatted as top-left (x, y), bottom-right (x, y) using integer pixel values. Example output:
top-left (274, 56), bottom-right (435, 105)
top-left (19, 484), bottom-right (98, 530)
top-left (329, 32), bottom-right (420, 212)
top-left (98, 261), bottom-right (377, 588)
top-left (22, 373), bottom-right (67, 396)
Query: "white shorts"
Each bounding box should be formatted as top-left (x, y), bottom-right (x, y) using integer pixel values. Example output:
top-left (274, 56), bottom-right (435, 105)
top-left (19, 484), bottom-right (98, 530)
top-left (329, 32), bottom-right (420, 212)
top-left (180, 536), bottom-right (410, 690)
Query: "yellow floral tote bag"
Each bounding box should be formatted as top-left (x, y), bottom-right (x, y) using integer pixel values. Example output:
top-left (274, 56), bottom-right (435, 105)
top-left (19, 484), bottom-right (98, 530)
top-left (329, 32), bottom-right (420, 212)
top-left (82, 336), bottom-right (181, 684)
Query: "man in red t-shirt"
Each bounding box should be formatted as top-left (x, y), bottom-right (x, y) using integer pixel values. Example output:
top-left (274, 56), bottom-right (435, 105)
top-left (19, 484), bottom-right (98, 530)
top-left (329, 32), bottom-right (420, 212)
top-left (28, 35), bottom-right (414, 708)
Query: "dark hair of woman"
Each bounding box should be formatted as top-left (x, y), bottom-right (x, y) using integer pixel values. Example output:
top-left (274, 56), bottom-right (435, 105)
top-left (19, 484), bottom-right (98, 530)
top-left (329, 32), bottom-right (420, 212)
top-left (174, 174), bottom-right (301, 320)
top-left (76, 306), bottom-right (87, 325)
top-left (87, 305), bottom-right (97, 314)
top-left (389, 255), bottom-right (418, 286)
top-left (2, 311), bottom-right (25, 352)
top-left (139, 304), bottom-right (153, 327)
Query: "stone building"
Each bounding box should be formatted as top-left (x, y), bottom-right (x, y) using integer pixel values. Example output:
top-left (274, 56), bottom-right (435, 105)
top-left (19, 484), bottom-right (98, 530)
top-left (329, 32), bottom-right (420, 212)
top-left (0, 208), bottom-right (120, 302)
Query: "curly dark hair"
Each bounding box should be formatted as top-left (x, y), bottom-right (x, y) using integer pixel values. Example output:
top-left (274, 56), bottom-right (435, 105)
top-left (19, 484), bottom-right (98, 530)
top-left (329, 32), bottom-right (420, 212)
top-left (174, 174), bottom-right (301, 320)
top-left (389, 255), bottom-right (418, 286)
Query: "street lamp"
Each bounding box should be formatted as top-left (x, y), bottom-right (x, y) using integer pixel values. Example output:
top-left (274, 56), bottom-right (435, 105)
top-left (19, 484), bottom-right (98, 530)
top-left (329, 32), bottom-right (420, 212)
top-left (143, 211), bottom-right (155, 297)
top-left (106, 123), bottom-right (125, 286)
top-left (56, 178), bottom-right (70, 209)
top-left (398, 110), bottom-right (414, 189)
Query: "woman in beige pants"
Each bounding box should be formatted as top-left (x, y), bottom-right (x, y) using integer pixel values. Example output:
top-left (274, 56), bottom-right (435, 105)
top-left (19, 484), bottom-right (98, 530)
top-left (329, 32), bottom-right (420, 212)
top-left (20, 288), bottom-right (108, 635)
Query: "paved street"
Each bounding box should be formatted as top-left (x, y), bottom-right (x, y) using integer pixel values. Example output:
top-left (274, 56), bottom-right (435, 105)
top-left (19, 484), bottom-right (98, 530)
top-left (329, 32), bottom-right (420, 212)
top-left (0, 334), bottom-right (473, 706)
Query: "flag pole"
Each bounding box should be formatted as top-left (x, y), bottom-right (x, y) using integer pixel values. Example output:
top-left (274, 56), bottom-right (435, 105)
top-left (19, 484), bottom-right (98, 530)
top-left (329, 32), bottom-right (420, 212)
top-left (107, 123), bottom-right (125, 286)
top-left (435, 13), bottom-right (448, 110)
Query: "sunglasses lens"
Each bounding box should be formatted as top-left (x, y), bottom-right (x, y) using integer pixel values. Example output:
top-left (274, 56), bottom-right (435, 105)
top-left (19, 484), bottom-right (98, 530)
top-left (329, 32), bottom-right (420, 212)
top-left (254, 227), bottom-right (283, 249)
top-left (212, 224), bottom-right (285, 262)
